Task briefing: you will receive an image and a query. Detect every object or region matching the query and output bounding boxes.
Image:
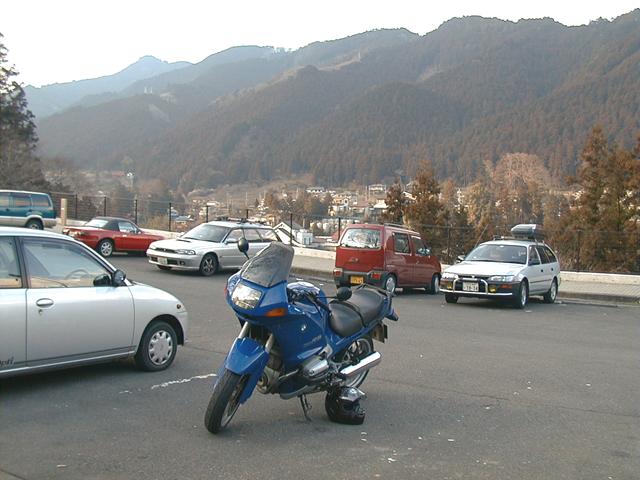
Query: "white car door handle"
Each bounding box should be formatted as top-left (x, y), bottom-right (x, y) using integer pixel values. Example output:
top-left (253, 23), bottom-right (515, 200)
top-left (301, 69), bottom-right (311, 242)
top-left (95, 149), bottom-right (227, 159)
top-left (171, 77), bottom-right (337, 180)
top-left (36, 298), bottom-right (54, 308)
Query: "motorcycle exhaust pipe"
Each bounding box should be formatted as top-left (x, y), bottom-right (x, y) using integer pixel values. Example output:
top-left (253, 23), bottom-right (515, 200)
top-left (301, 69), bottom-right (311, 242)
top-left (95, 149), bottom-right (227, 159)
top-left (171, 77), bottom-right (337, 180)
top-left (340, 351), bottom-right (382, 378)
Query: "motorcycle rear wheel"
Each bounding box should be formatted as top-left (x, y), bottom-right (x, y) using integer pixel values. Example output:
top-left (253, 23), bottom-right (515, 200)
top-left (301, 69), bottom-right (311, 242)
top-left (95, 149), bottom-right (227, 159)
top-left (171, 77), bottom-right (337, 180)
top-left (338, 336), bottom-right (374, 389)
top-left (204, 369), bottom-right (247, 434)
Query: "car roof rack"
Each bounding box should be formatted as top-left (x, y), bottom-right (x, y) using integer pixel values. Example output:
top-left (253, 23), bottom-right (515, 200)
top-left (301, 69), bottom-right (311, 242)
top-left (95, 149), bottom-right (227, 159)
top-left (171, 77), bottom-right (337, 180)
top-left (214, 216), bottom-right (247, 223)
top-left (492, 224), bottom-right (546, 243)
top-left (511, 223), bottom-right (545, 240)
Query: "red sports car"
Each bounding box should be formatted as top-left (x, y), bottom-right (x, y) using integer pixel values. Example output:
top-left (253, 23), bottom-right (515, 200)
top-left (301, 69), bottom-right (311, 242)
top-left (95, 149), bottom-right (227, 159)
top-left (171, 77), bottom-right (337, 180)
top-left (62, 216), bottom-right (165, 257)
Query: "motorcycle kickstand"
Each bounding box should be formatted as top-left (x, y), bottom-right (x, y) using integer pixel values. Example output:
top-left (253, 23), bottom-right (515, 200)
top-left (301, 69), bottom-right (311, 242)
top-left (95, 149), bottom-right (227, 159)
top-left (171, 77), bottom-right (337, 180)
top-left (299, 394), bottom-right (312, 421)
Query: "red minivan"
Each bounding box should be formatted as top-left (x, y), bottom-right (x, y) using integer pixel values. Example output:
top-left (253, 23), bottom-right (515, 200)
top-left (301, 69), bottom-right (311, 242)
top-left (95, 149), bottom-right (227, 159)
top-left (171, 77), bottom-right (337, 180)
top-left (334, 223), bottom-right (442, 294)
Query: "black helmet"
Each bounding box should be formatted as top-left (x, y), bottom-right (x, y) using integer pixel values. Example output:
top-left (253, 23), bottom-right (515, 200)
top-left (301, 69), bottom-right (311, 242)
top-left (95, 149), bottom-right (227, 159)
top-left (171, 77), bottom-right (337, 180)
top-left (325, 387), bottom-right (366, 425)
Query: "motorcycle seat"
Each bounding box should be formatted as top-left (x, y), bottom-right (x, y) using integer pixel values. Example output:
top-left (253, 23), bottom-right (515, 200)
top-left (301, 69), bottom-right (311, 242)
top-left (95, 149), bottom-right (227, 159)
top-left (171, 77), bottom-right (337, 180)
top-left (329, 302), bottom-right (364, 337)
top-left (347, 288), bottom-right (386, 326)
top-left (329, 288), bottom-right (386, 337)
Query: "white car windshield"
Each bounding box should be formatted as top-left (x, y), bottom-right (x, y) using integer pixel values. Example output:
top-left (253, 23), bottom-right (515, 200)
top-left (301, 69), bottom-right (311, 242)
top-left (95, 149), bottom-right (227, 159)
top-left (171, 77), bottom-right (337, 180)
top-left (183, 224), bottom-right (229, 242)
top-left (466, 244), bottom-right (527, 265)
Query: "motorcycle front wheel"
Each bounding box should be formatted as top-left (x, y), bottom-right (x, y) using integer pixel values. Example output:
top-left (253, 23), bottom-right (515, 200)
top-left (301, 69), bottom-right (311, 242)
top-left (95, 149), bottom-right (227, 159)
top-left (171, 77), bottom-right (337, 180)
top-left (338, 336), bottom-right (374, 389)
top-left (204, 369), bottom-right (248, 434)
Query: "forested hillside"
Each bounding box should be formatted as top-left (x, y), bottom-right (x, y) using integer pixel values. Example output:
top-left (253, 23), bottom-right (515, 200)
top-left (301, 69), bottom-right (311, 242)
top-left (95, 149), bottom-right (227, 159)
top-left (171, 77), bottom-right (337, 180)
top-left (36, 28), bottom-right (416, 178)
top-left (35, 11), bottom-right (640, 191)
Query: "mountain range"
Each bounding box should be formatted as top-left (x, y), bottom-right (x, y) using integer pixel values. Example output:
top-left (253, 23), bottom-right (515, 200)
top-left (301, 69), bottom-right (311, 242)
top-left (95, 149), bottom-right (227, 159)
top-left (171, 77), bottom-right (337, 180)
top-left (25, 56), bottom-right (191, 118)
top-left (33, 10), bottom-right (640, 192)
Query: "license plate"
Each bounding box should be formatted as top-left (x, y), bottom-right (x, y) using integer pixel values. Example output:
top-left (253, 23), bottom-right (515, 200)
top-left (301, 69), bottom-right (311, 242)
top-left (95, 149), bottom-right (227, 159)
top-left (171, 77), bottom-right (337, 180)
top-left (350, 275), bottom-right (364, 285)
top-left (463, 282), bottom-right (479, 292)
top-left (158, 257), bottom-right (168, 265)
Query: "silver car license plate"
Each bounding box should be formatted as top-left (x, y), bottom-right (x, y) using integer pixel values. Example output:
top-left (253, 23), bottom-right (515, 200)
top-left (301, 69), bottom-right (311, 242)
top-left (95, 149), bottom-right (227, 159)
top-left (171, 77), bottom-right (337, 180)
top-left (158, 257), bottom-right (168, 265)
top-left (462, 282), bottom-right (479, 292)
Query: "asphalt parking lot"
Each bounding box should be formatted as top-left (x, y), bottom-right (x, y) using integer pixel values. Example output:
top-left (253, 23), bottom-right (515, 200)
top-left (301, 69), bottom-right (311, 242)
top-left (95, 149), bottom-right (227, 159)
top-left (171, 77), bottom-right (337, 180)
top-left (1, 255), bottom-right (638, 480)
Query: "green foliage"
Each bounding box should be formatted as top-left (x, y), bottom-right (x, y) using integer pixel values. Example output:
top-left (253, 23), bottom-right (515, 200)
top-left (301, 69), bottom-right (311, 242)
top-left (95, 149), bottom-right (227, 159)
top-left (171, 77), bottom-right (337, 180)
top-left (552, 127), bottom-right (640, 272)
top-left (380, 181), bottom-right (405, 224)
top-left (0, 33), bottom-right (51, 191)
top-left (404, 161), bottom-right (449, 253)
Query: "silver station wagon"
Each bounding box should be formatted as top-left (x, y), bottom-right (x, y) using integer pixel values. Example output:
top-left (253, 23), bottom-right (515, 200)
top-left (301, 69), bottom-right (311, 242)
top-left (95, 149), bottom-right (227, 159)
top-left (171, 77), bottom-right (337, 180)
top-left (147, 220), bottom-right (280, 276)
top-left (0, 227), bottom-right (188, 378)
top-left (440, 224), bottom-right (560, 308)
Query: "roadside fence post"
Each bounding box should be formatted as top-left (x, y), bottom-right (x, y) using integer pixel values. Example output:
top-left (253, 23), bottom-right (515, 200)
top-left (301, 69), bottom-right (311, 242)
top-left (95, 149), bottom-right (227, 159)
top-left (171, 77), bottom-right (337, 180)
top-left (636, 231), bottom-right (640, 273)
top-left (576, 230), bottom-right (582, 272)
top-left (103, 196), bottom-right (107, 216)
top-left (337, 217), bottom-right (342, 242)
top-left (289, 212), bottom-right (293, 246)
top-left (60, 198), bottom-right (68, 227)
top-left (206, 205), bottom-right (209, 223)
top-left (134, 199), bottom-right (138, 225)
top-left (168, 202), bottom-right (172, 232)
top-left (74, 194), bottom-right (78, 219)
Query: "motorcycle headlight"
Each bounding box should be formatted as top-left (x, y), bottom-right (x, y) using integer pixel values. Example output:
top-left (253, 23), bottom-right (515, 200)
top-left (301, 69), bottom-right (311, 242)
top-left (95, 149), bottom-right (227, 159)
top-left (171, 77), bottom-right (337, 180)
top-left (441, 272), bottom-right (458, 280)
top-left (489, 275), bottom-right (515, 282)
top-left (231, 283), bottom-right (262, 309)
top-left (175, 249), bottom-right (196, 255)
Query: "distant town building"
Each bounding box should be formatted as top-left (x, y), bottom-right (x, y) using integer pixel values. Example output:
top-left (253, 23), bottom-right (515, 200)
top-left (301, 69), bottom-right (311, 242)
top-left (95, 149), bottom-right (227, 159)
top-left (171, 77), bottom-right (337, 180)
top-left (306, 186), bottom-right (326, 196)
top-left (368, 184), bottom-right (387, 194)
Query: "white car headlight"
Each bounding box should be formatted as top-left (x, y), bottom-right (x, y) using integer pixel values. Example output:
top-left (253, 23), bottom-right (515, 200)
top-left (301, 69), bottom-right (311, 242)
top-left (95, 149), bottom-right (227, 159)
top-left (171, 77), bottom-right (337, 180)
top-left (175, 249), bottom-right (196, 255)
top-left (148, 244), bottom-right (158, 250)
top-left (489, 275), bottom-right (515, 282)
top-left (441, 272), bottom-right (459, 280)
top-left (231, 283), bottom-right (262, 309)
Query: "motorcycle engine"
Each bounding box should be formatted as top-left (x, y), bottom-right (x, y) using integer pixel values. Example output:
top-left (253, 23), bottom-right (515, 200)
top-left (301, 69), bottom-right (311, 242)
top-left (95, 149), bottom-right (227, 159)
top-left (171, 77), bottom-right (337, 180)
top-left (301, 355), bottom-right (329, 382)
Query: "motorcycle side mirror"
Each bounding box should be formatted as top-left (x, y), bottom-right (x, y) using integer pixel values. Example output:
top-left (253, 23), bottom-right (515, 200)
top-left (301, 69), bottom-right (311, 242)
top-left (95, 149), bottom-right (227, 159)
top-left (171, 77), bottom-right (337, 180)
top-left (336, 287), bottom-right (352, 301)
top-left (237, 237), bottom-right (249, 254)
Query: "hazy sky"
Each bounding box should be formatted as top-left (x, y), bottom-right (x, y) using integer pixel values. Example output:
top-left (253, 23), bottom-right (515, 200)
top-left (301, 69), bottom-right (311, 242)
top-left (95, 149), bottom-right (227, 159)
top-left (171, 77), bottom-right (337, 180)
top-left (1, 0), bottom-right (638, 87)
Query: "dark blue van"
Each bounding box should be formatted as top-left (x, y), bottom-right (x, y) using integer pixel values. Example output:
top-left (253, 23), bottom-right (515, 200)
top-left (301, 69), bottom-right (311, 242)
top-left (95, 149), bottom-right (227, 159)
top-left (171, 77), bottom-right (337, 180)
top-left (0, 190), bottom-right (56, 229)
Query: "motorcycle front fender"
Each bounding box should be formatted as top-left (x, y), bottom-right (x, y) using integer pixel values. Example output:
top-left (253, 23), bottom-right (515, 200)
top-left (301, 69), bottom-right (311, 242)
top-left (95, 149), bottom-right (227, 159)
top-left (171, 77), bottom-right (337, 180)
top-left (223, 337), bottom-right (270, 404)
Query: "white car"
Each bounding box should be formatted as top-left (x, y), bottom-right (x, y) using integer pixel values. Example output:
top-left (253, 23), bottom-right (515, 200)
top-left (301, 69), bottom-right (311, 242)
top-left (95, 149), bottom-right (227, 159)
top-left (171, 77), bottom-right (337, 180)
top-left (440, 224), bottom-right (560, 308)
top-left (0, 227), bottom-right (188, 378)
top-left (147, 220), bottom-right (279, 276)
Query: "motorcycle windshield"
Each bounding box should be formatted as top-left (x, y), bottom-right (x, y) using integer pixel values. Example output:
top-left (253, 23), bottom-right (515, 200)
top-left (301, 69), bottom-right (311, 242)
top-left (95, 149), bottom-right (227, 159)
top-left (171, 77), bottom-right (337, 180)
top-left (239, 241), bottom-right (294, 288)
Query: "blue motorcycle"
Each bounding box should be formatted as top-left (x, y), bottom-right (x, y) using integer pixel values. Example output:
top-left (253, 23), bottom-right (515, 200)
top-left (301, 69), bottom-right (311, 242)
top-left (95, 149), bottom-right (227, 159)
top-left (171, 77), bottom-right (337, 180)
top-left (204, 239), bottom-right (398, 433)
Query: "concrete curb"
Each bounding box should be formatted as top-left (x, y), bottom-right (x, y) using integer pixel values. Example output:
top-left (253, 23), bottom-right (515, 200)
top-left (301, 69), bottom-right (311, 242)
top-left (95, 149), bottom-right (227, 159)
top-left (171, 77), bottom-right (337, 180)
top-left (560, 271), bottom-right (640, 286)
top-left (557, 291), bottom-right (640, 305)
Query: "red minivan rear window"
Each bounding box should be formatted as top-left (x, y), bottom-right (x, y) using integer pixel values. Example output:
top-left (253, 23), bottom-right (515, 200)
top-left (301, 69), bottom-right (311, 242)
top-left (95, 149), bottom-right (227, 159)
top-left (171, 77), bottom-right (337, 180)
top-left (340, 228), bottom-right (381, 249)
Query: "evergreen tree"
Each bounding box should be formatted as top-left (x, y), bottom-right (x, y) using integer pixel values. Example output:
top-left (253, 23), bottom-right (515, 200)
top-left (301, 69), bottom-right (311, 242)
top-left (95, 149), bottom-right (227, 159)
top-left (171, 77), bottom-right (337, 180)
top-left (557, 126), bottom-right (640, 272)
top-left (380, 180), bottom-right (405, 224)
top-left (405, 160), bottom-right (448, 254)
top-left (0, 33), bottom-right (49, 190)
